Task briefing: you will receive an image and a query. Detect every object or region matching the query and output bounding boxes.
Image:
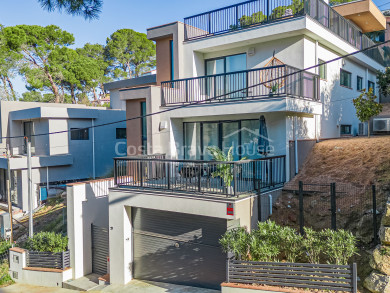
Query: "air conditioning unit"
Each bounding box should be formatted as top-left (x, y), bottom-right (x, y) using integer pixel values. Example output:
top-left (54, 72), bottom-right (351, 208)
top-left (358, 122), bottom-right (368, 136)
top-left (373, 118), bottom-right (390, 132)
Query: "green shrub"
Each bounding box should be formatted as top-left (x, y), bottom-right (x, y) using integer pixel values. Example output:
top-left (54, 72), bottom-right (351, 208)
top-left (24, 232), bottom-right (68, 253)
top-left (321, 229), bottom-right (358, 265)
top-left (302, 227), bottom-right (323, 264)
top-left (279, 227), bottom-right (303, 263)
top-left (0, 241), bottom-right (12, 256)
top-left (219, 227), bottom-right (250, 260)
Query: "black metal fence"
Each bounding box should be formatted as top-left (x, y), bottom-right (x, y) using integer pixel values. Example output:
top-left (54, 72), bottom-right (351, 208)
top-left (161, 65), bottom-right (319, 106)
top-left (26, 251), bottom-right (70, 270)
top-left (114, 155), bottom-right (286, 197)
top-left (227, 259), bottom-right (357, 293)
top-left (183, 0), bottom-right (385, 66)
top-left (272, 181), bottom-right (387, 244)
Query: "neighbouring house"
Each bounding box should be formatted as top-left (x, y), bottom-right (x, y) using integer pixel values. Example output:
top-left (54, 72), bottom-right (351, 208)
top-left (0, 101), bottom-right (126, 212)
top-left (68, 0), bottom-right (387, 290)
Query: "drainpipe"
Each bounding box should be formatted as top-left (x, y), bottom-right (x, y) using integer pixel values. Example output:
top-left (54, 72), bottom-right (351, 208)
top-left (315, 41), bottom-right (319, 75)
top-left (46, 167), bottom-right (49, 194)
top-left (294, 117), bottom-right (299, 175)
top-left (92, 119), bottom-right (96, 179)
top-left (268, 193), bottom-right (273, 216)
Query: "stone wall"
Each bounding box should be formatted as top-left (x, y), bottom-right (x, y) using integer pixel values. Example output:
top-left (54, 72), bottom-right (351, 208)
top-left (364, 198), bottom-right (390, 293)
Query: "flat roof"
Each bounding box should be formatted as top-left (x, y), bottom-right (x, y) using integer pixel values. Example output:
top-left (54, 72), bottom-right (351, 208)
top-left (104, 75), bottom-right (157, 91)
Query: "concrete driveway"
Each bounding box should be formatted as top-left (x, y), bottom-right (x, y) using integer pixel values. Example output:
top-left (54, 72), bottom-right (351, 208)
top-left (0, 283), bottom-right (76, 293)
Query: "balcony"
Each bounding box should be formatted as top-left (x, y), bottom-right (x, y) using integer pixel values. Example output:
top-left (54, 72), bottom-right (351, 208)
top-left (183, 0), bottom-right (385, 66)
top-left (161, 65), bottom-right (319, 106)
top-left (114, 155), bottom-right (286, 198)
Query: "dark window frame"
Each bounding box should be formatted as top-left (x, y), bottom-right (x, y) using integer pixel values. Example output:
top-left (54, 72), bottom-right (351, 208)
top-left (340, 124), bottom-right (352, 136)
top-left (141, 101), bottom-right (147, 154)
top-left (340, 69), bottom-right (352, 89)
top-left (205, 52), bottom-right (247, 76)
top-left (368, 80), bottom-right (375, 94)
top-left (70, 128), bottom-right (89, 140)
top-left (116, 128), bottom-right (127, 140)
top-left (357, 76), bottom-right (363, 92)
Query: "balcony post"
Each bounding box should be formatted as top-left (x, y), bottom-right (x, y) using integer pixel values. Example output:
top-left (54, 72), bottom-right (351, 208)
top-left (185, 79), bottom-right (189, 103)
top-left (233, 164), bottom-right (237, 198)
top-left (114, 159), bottom-right (117, 186)
top-left (140, 161), bottom-right (143, 187)
top-left (267, 0), bottom-right (270, 21)
top-left (198, 164), bottom-right (202, 193)
top-left (167, 162), bottom-right (171, 190)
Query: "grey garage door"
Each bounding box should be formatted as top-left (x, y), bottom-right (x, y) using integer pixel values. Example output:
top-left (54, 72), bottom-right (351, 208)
top-left (132, 208), bottom-right (227, 289)
top-left (92, 224), bottom-right (109, 275)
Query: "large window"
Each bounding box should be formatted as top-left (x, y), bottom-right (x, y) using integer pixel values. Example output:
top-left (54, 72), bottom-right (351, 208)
top-left (368, 81), bottom-right (375, 94)
top-left (340, 69), bottom-right (352, 88)
top-left (141, 102), bottom-right (147, 154)
top-left (340, 125), bottom-right (352, 136)
top-left (116, 128), bottom-right (127, 139)
top-left (357, 76), bottom-right (363, 91)
top-left (184, 119), bottom-right (261, 160)
top-left (318, 59), bottom-right (327, 80)
top-left (70, 128), bottom-right (89, 140)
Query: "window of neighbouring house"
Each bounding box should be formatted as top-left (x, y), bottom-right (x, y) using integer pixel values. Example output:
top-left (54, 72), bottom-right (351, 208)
top-left (116, 128), bottom-right (126, 139)
top-left (70, 128), bottom-right (89, 140)
top-left (357, 76), bottom-right (363, 91)
top-left (340, 125), bottom-right (352, 135)
top-left (140, 101), bottom-right (147, 154)
top-left (368, 81), bottom-right (375, 94)
top-left (340, 69), bottom-right (352, 88)
top-left (318, 59), bottom-right (327, 80)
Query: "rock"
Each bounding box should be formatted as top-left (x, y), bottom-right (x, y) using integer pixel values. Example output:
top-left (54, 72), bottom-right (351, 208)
top-left (370, 245), bottom-right (390, 275)
top-left (356, 213), bottom-right (376, 244)
top-left (380, 227), bottom-right (390, 245)
top-left (382, 201), bottom-right (390, 227)
top-left (364, 271), bottom-right (390, 293)
top-left (310, 200), bottom-right (317, 208)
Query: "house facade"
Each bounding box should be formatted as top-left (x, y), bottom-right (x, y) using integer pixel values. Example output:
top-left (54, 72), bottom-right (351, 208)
top-left (100, 0), bottom-right (386, 289)
top-left (0, 101), bottom-right (126, 212)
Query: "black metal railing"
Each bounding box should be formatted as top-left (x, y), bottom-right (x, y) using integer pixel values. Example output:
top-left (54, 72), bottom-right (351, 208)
top-left (114, 155), bottom-right (286, 197)
top-left (161, 65), bottom-right (319, 106)
top-left (227, 259), bottom-right (357, 293)
top-left (27, 250), bottom-right (70, 270)
top-left (184, 0), bottom-right (385, 65)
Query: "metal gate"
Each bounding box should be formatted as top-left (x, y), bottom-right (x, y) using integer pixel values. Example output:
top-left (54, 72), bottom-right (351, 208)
top-left (132, 208), bottom-right (227, 289)
top-left (91, 224), bottom-right (109, 275)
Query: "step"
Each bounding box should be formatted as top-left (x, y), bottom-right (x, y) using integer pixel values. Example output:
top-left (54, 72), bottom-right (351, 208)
top-left (63, 273), bottom-right (101, 291)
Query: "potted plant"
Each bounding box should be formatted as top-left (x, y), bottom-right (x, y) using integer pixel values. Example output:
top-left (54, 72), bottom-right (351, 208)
top-left (269, 82), bottom-right (279, 97)
top-left (206, 146), bottom-right (246, 195)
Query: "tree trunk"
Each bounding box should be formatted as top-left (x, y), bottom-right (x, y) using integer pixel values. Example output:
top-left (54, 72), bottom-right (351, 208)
top-left (127, 62), bottom-right (132, 79)
top-left (92, 87), bottom-right (98, 101)
top-left (99, 84), bottom-right (106, 98)
top-left (368, 123), bottom-right (371, 138)
top-left (45, 70), bottom-right (60, 103)
top-left (6, 77), bottom-right (16, 101)
top-left (1, 76), bottom-right (10, 100)
top-left (70, 85), bottom-right (76, 104)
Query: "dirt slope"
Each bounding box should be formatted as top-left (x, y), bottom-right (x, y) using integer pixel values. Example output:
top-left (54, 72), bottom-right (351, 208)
top-left (290, 136), bottom-right (390, 186)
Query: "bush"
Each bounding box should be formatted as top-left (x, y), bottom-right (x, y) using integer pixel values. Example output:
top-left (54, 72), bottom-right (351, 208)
top-left (220, 227), bottom-right (250, 260)
top-left (24, 232), bottom-right (68, 253)
top-left (0, 241), bottom-right (12, 256)
top-left (321, 229), bottom-right (358, 265)
top-left (279, 227), bottom-right (303, 263)
top-left (302, 227), bottom-right (323, 264)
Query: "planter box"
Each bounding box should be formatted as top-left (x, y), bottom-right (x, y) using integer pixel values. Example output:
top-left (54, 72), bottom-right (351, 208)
top-left (227, 260), bottom-right (358, 293)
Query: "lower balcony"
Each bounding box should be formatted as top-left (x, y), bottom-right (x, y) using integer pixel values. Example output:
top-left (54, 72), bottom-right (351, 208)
top-left (161, 65), bottom-right (319, 106)
top-left (114, 155), bottom-right (286, 198)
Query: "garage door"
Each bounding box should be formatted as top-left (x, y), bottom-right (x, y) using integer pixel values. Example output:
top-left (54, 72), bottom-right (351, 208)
top-left (132, 208), bottom-right (227, 289)
top-left (92, 224), bottom-right (109, 275)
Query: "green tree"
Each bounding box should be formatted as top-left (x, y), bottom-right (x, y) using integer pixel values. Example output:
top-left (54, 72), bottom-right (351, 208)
top-left (105, 29), bottom-right (156, 79)
top-left (329, 0), bottom-right (354, 5)
top-left (4, 25), bottom-right (75, 103)
top-left (377, 67), bottom-right (390, 97)
top-left (0, 25), bottom-right (20, 101)
top-left (353, 88), bottom-right (383, 137)
top-left (37, 0), bottom-right (102, 19)
top-left (77, 43), bottom-right (111, 99)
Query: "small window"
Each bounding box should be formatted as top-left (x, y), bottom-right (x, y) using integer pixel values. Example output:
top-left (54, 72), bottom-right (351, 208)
top-left (357, 76), bottom-right (363, 91)
top-left (318, 59), bottom-right (327, 80)
top-left (340, 69), bottom-right (352, 88)
top-left (368, 81), bottom-right (375, 94)
top-left (116, 128), bottom-right (127, 139)
top-left (12, 271), bottom-right (18, 279)
top-left (70, 128), bottom-right (89, 140)
top-left (341, 125), bottom-right (352, 135)
top-left (13, 255), bottom-right (19, 264)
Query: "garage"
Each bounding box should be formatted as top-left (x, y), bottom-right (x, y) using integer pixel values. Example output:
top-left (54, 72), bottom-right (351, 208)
top-left (132, 208), bottom-right (227, 289)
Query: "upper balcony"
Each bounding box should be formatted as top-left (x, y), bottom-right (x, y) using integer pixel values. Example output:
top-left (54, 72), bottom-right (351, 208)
top-left (161, 64), bottom-right (319, 106)
top-left (183, 0), bottom-right (386, 66)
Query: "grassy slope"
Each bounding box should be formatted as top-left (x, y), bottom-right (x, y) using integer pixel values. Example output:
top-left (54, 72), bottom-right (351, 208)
top-left (290, 136), bottom-right (390, 186)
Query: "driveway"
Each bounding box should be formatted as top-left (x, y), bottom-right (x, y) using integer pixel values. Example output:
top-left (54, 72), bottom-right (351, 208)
top-left (0, 283), bottom-right (76, 293)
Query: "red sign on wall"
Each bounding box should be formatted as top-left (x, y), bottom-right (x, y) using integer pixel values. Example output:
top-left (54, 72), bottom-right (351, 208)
top-left (227, 203), bottom-right (234, 216)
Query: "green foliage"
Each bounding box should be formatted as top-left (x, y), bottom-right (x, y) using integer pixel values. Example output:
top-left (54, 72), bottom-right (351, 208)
top-left (37, 0), bottom-right (103, 20)
top-left (0, 261), bottom-right (13, 287)
top-left (0, 241), bottom-right (11, 256)
top-left (377, 67), bottom-right (390, 97)
top-left (320, 229), bottom-right (358, 265)
top-left (353, 88), bottom-right (382, 137)
top-left (302, 227), bottom-right (323, 264)
top-left (20, 91), bottom-right (54, 102)
top-left (220, 222), bottom-right (358, 265)
top-left (329, 0), bottom-right (354, 6)
top-left (105, 29), bottom-right (156, 79)
top-left (24, 232), bottom-right (68, 253)
top-left (220, 227), bottom-right (250, 260)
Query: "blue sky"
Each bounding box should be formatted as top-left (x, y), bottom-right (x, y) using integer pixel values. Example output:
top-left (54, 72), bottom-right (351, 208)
top-left (1, 0), bottom-right (389, 96)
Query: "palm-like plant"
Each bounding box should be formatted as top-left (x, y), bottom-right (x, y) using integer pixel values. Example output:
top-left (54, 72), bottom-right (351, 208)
top-left (38, 0), bottom-right (103, 20)
top-left (207, 146), bottom-right (247, 188)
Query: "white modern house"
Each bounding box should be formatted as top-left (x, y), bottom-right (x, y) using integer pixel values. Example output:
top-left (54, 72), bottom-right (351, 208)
top-left (0, 101), bottom-right (126, 212)
top-left (68, 0), bottom-right (387, 290)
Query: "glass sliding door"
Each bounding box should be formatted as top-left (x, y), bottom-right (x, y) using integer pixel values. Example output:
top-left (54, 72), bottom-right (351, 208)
top-left (184, 123), bottom-right (201, 160)
top-left (222, 122), bottom-right (239, 161)
top-left (203, 123), bottom-right (219, 160)
top-left (206, 58), bottom-right (225, 99)
top-left (241, 120), bottom-right (260, 159)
